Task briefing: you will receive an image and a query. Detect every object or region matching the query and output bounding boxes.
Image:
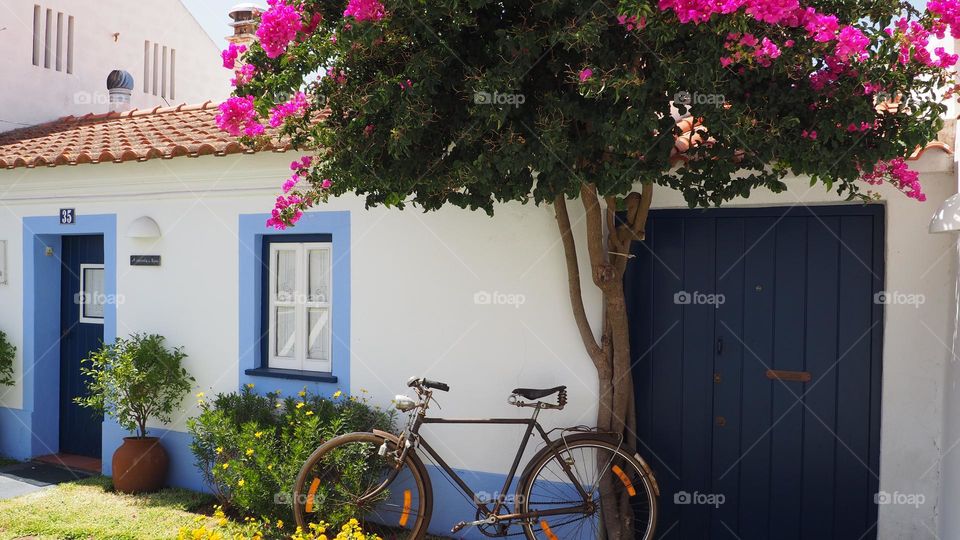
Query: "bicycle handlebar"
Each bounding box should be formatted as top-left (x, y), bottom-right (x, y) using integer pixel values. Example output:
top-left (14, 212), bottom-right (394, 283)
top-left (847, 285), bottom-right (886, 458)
top-left (407, 377), bottom-right (450, 392)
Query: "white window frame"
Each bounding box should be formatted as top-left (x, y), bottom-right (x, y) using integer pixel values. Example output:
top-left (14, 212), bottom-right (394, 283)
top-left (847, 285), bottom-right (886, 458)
top-left (268, 242), bottom-right (333, 372)
top-left (78, 263), bottom-right (105, 324)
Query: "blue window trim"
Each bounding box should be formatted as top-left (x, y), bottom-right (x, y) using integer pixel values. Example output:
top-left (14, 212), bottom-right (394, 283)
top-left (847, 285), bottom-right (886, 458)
top-left (238, 212), bottom-right (349, 396)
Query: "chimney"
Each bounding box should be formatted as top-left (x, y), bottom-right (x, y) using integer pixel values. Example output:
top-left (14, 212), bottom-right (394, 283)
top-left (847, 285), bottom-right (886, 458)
top-left (106, 70), bottom-right (134, 112)
top-left (227, 3), bottom-right (263, 48)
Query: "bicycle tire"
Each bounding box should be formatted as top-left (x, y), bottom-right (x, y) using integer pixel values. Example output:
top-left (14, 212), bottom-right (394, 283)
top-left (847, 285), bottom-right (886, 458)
top-left (516, 436), bottom-right (658, 540)
top-left (293, 431), bottom-right (433, 539)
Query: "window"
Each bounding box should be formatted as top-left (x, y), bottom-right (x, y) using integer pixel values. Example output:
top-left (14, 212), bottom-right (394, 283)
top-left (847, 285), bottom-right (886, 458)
top-left (143, 40), bottom-right (176, 98)
top-left (265, 238), bottom-right (333, 372)
top-left (79, 264), bottom-right (105, 324)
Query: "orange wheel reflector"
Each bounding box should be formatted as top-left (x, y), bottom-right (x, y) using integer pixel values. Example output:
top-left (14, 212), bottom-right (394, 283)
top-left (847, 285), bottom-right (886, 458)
top-left (305, 477), bottom-right (321, 513)
top-left (540, 520), bottom-right (559, 540)
top-left (612, 465), bottom-right (637, 496)
top-left (399, 489), bottom-right (412, 526)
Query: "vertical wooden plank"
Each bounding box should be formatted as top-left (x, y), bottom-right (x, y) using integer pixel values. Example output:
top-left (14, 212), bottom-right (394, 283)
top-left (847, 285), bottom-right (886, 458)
top-left (710, 218), bottom-right (745, 536)
top-left (833, 216), bottom-right (877, 539)
top-left (677, 217), bottom-right (716, 540)
top-left (799, 216), bottom-right (840, 539)
top-left (646, 217), bottom-right (687, 537)
top-left (768, 217), bottom-right (807, 540)
top-left (737, 217), bottom-right (776, 539)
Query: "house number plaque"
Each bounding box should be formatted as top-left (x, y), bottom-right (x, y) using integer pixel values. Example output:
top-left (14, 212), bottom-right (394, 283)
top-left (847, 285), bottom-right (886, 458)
top-left (130, 255), bottom-right (161, 266)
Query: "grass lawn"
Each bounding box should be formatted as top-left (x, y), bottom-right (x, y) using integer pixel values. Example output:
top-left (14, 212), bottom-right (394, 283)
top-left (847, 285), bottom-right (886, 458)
top-left (0, 476), bottom-right (239, 540)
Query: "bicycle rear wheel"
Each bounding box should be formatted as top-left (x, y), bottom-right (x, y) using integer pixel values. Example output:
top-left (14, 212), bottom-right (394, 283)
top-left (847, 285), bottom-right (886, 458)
top-left (518, 437), bottom-right (657, 540)
top-left (293, 432), bottom-right (432, 539)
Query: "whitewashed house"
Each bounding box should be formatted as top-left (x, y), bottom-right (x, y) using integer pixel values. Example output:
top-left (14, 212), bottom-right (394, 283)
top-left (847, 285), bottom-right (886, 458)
top-left (1, 5), bottom-right (960, 540)
top-left (0, 0), bottom-right (229, 131)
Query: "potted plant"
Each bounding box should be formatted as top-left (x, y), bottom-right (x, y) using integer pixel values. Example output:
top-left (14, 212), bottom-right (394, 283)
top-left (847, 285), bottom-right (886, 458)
top-left (77, 333), bottom-right (194, 493)
top-left (0, 330), bottom-right (14, 387)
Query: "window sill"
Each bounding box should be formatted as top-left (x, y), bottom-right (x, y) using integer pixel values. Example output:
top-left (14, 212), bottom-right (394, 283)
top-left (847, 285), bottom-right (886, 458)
top-left (244, 367), bottom-right (338, 383)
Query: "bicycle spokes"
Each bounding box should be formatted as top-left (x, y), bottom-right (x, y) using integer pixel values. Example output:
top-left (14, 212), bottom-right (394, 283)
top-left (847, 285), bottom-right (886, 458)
top-left (300, 438), bottom-right (425, 538)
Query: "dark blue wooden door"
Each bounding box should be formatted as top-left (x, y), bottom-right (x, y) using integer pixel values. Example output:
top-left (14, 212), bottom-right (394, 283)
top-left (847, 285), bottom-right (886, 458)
top-left (626, 205), bottom-right (883, 540)
top-left (59, 235), bottom-right (104, 458)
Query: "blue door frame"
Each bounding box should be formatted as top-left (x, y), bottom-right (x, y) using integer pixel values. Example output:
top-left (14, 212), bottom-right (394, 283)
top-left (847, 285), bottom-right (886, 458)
top-left (19, 214), bottom-right (116, 461)
top-left (626, 204), bottom-right (884, 539)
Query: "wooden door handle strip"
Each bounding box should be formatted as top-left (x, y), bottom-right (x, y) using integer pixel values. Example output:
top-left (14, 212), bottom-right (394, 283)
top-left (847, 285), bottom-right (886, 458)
top-left (766, 369), bottom-right (812, 383)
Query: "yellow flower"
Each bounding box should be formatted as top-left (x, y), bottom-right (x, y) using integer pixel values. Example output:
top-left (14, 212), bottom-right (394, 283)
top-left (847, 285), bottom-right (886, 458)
top-left (275, 402), bottom-right (282, 409)
top-left (306, 410), bottom-right (314, 416)
top-left (237, 479), bottom-right (245, 487)
top-left (254, 431), bottom-right (263, 438)
top-left (196, 392), bottom-right (205, 398)
top-left (246, 383), bottom-right (255, 389)
top-left (215, 447), bottom-right (223, 454)
top-left (221, 463), bottom-right (229, 469)
top-left (296, 402), bottom-right (305, 409)
top-left (277, 520), bottom-right (284, 529)
top-left (298, 390), bottom-right (307, 397)
top-left (267, 464), bottom-right (273, 470)
top-left (245, 448), bottom-right (254, 456)
top-left (333, 390), bottom-right (343, 399)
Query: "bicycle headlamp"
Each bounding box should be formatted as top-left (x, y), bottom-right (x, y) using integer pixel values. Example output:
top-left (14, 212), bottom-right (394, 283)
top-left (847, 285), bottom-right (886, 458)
top-left (394, 394), bottom-right (418, 412)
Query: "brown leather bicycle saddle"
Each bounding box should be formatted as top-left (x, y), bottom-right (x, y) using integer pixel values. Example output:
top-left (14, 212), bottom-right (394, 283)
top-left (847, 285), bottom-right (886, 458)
top-left (512, 386), bottom-right (566, 400)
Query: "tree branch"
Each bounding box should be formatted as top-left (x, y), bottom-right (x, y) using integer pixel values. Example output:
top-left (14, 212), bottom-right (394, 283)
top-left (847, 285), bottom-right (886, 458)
top-left (554, 195), bottom-right (603, 360)
top-left (580, 183), bottom-right (615, 288)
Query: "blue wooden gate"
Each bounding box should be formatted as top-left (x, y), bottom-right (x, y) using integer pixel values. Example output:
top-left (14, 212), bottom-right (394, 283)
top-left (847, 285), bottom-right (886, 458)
top-left (625, 205), bottom-right (883, 539)
top-left (59, 235), bottom-right (105, 458)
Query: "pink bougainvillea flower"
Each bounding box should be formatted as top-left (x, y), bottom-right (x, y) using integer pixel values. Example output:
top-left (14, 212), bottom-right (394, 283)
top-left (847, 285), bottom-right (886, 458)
top-left (231, 63), bottom-right (257, 87)
top-left (343, 0), bottom-right (385, 22)
top-left (268, 91), bottom-right (310, 128)
top-left (256, 0), bottom-right (303, 59)
top-left (834, 26), bottom-right (870, 62)
top-left (321, 178), bottom-right (333, 189)
top-left (862, 158), bottom-right (925, 201)
top-left (282, 174), bottom-right (299, 193)
top-left (221, 43), bottom-right (247, 69)
top-left (216, 95), bottom-right (264, 137)
top-left (578, 68), bottom-right (593, 82)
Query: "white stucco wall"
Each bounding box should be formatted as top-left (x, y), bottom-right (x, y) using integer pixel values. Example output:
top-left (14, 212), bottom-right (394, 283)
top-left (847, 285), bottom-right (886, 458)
top-left (0, 149), bottom-right (955, 538)
top-left (0, 0), bottom-right (230, 131)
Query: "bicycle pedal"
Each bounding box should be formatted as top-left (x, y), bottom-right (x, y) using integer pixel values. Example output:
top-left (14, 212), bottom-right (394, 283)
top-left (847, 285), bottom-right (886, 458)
top-left (451, 521), bottom-right (468, 533)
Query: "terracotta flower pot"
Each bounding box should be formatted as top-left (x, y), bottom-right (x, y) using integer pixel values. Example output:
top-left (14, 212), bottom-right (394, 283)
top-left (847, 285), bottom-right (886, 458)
top-left (112, 436), bottom-right (169, 493)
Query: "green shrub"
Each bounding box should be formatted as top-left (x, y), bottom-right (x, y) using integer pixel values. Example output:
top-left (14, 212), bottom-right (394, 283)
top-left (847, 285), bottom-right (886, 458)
top-left (187, 385), bottom-right (395, 521)
top-left (76, 333), bottom-right (195, 437)
top-left (0, 331), bottom-right (14, 387)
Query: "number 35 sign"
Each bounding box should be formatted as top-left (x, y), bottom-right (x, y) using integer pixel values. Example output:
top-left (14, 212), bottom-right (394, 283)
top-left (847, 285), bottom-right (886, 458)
top-left (60, 208), bottom-right (75, 225)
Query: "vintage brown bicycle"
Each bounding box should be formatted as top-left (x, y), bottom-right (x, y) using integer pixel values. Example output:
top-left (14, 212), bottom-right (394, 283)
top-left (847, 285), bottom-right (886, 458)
top-left (292, 377), bottom-right (659, 539)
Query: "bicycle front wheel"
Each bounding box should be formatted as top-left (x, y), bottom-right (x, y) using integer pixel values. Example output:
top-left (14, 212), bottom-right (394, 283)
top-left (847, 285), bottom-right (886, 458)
top-left (293, 432), bottom-right (432, 539)
top-left (518, 437), bottom-right (657, 540)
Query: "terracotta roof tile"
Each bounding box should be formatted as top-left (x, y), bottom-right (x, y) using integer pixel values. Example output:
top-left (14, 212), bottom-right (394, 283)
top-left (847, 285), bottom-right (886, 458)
top-left (0, 101), bottom-right (291, 170)
top-left (0, 102), bottom-right (950, 172)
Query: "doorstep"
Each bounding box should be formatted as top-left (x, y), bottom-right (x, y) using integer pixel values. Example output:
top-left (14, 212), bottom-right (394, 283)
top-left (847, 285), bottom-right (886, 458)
top-left (33, 453), bottom-right (102, 474)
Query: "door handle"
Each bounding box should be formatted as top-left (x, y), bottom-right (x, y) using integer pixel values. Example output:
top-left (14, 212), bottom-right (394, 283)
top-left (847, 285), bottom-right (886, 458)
top-left (716, 337), bottom-right (723, 355)
top-left (765, 369), bottom-right (812, 383)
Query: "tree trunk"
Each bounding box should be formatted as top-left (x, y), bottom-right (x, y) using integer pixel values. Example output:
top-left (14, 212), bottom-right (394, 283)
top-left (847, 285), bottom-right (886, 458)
top-left (554, 182), bottom-right (653, 539)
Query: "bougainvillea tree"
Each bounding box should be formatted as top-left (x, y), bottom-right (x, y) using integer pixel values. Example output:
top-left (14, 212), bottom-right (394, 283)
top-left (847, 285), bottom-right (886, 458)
top-left (220, 0), bottom-right (958, 534)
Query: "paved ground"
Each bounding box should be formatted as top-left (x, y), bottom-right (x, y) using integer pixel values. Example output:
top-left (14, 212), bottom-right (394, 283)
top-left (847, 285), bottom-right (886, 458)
top-left (0, 461), bottom-right (92, 500)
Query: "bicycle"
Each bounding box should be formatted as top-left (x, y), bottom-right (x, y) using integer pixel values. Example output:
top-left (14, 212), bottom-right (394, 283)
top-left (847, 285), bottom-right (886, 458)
top-left (292, 377), bottom-right (659, 539)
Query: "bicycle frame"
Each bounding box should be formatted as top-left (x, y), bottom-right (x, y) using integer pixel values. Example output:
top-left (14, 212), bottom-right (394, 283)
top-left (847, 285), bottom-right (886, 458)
top-left (401, 404), bottom-right (593, 527)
